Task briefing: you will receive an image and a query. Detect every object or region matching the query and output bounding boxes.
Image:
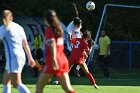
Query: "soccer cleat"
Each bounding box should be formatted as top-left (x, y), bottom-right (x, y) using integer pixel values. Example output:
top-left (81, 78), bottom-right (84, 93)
top-left (94, 84), bottom-right (99, 89)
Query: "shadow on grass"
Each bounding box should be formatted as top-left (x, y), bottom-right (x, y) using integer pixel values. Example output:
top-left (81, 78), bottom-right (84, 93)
top-left (0, 68), bottom-right (140, 86)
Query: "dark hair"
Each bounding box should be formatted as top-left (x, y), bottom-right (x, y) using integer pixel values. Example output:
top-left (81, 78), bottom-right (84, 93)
top-left (44, 9), bottom-right (64, 38)
top-left (73, 17), bottom-right (82, 25)
top-left (82, 30), bottom-right (91, 39)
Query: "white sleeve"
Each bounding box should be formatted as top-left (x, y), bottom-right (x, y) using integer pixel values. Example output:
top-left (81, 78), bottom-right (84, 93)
top-left (67, 21), bottom-right (73, 35)
top-left (67, 25), bottom-right (72, 35)
top-left (0, 26), bottom-right (6, 40)
top-left (20, 26), bottom-right (27, 40)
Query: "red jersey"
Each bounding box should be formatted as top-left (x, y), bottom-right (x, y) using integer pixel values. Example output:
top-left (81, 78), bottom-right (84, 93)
top-left (43, 27), bottom-right (69, 76)
top-left (69, 38), bottom-right (89, 64)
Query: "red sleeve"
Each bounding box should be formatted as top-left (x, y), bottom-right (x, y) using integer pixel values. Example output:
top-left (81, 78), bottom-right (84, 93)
top-left (83, 41), bottom-right (89, 49)
top-left (45, 27), bottom-right (55, 40)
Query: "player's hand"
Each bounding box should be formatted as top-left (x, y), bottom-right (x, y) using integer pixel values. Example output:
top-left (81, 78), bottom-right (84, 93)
top-left (28, 58), bottom-right (36, 68)
top-left (52, 59), bottom-right (59, 71)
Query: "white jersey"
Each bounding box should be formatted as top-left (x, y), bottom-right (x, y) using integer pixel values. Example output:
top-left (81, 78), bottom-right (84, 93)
top-left (67, 21), bottom-right (82, 39)
top-left (0, 22), bottom-right (26, 73)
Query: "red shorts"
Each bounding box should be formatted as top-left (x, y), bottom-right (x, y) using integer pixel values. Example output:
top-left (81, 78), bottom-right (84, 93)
top-left (69, 57), bottom-right (85, 65)
top-left (42, 61), bottom-right (69, 77)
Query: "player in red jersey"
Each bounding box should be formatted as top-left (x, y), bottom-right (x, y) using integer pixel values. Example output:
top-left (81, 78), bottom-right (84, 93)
top-left (69, 31), bottom-right (99, 89)
top-left (35, 10), bottom-right (75, 93)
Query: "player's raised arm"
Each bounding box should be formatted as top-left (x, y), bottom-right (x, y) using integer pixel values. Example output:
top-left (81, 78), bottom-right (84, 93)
top-left (67, 23), bottom-right (72, 43)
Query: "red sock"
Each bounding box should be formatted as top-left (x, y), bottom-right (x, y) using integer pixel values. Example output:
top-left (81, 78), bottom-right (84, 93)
top-left (86, 72), bottom-right (96, 85)
top-left (68, 91), bottom-right (75, 93)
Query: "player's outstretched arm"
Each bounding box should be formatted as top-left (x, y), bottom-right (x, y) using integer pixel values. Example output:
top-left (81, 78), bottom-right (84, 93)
top-left (22, 39), bottom-right (36, 67)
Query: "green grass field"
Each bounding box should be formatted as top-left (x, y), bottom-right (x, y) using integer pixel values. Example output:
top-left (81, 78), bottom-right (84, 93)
top-left (0, 69), bottom-right (140, 93)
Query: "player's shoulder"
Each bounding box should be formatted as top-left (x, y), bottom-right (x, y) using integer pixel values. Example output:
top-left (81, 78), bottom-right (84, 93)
top-left (13, 22), bottom-right (22, 27)
top-left (68, 21), bottom-right (74, 25)
top-left (11, 22), bottom-right (24, 30)
top-left (67, 21), bottom-right (74, 28)
top-left (105, 35), bottom-right (110, 40)
top-left (82, 39), bottom-right (88, 44)
top-left (45, 26), bottom-right (52, 32)
top-left (69, 21), bottom-right (74, 25)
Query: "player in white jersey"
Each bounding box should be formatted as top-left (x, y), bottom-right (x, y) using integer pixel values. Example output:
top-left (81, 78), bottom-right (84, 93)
top-left (0, 10), bottom-right (35, 93)
top-left (67, 17), bottom-right (82, 46)
top-left (67, 17), bottom-right (82, 76)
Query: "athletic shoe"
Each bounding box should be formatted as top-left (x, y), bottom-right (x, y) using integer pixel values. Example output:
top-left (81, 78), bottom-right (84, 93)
top-left (94, 84), bottom-right (99, 89)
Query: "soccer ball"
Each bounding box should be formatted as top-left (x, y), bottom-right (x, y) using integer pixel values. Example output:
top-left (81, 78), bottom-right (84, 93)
top-left (86, 1), bottom-right (95, 11)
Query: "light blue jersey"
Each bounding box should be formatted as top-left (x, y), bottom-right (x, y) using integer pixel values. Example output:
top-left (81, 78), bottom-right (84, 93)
top-left (0, 22), bottom-right (26, 73)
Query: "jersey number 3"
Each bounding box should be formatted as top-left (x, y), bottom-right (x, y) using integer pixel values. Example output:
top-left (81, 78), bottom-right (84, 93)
top-left (74, 41), bottom-right (80, 48)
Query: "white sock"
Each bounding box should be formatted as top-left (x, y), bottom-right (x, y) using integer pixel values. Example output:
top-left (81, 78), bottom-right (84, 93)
top-left (17, 83), bottom-right (30, 93)
top-left (76, 65), bottom-right (80, 70)
top-left (2, 85), bottom-right (11, 93)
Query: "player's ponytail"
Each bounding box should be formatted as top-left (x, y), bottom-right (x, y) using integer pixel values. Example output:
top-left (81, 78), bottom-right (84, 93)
top-left (44, 10), bottom-right (64, 38)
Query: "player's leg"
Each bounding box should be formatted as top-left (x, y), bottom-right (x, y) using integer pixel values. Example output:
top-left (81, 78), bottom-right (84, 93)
top-left (103, 56), bottom-right (110, 78)
top-left (80, 63), bottom-right (99, 89)
top-left (98, 56), bottom-right (105, 78)
top-left (57, 72), bottom-right (75, 93)
top-left (36, 72), bottom-right (53, 93)
top-left (9, 73), bottom-right (30, 93)
top-left (2, 70), bottom-right (11, 93)
top-left (53, 62), bottom-right (74, 85)
top-left (8, 58), bottom-right (31, 93)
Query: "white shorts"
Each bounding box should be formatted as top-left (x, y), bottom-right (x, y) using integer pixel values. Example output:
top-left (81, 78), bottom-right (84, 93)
top-left (5, 57), bottom-right (25, 73)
